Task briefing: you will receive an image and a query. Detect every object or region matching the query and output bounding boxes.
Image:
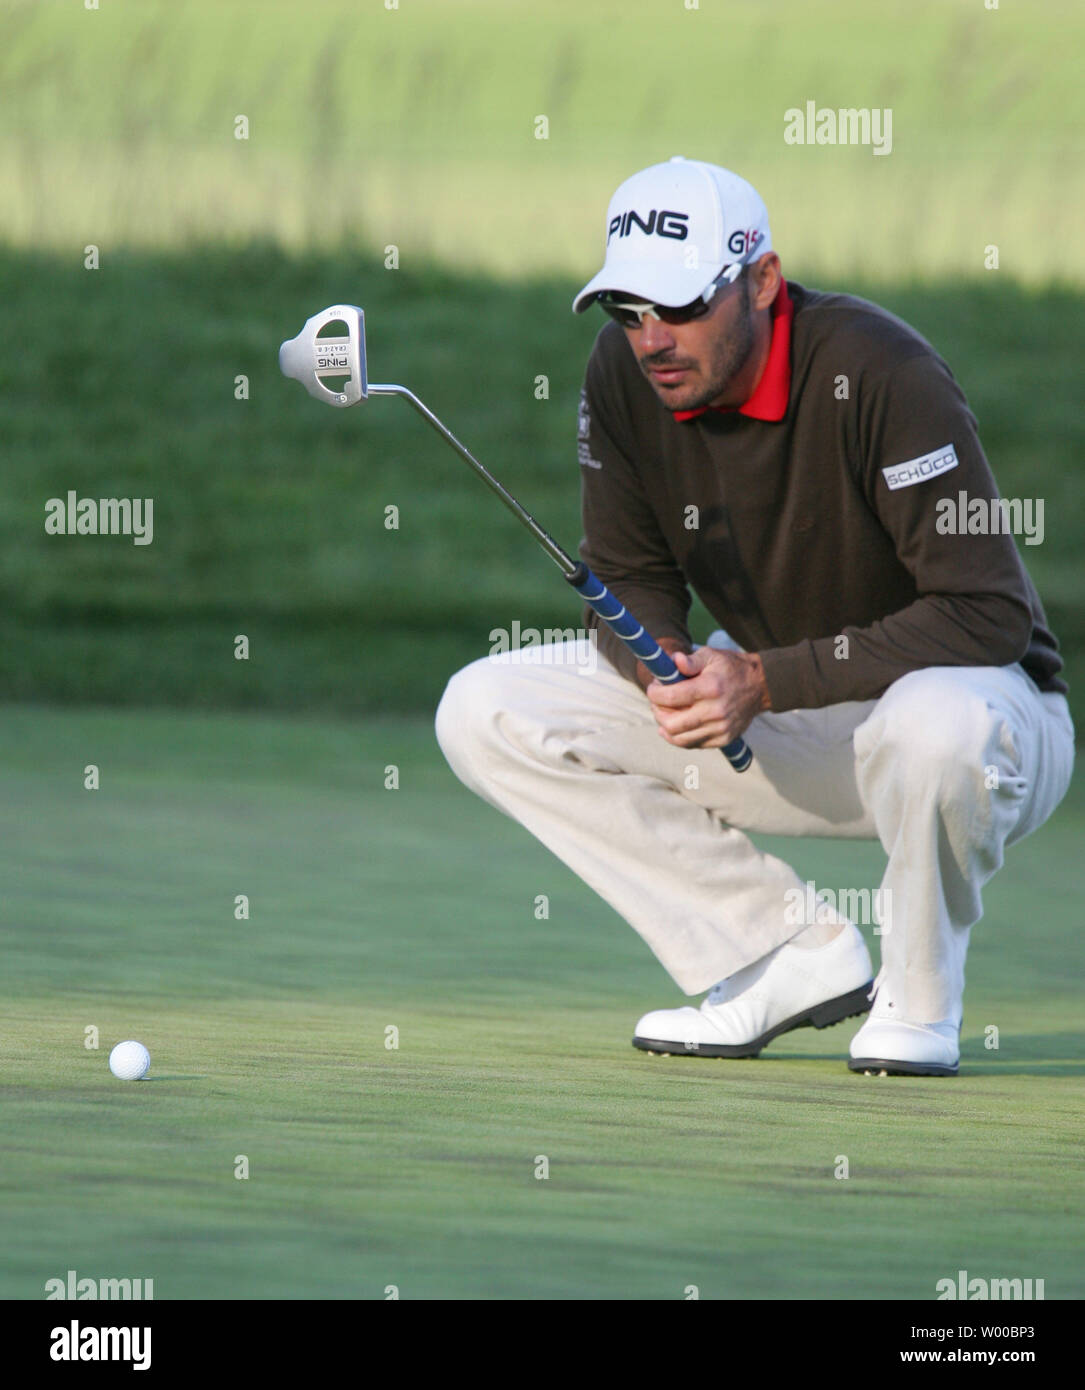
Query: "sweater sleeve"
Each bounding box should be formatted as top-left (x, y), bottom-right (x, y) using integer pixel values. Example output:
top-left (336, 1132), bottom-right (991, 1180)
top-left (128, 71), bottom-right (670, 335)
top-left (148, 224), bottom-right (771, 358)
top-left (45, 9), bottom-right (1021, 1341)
top-left (576, 332), bottom-right (693, 682)
top-left (759, 351), bottom-right (1035, 711)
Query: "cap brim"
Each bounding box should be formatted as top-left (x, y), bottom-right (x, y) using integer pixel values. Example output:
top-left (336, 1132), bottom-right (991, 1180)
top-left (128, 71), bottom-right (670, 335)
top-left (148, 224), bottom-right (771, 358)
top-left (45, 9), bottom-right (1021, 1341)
top-left (571, 261), bottom-right (720, 315)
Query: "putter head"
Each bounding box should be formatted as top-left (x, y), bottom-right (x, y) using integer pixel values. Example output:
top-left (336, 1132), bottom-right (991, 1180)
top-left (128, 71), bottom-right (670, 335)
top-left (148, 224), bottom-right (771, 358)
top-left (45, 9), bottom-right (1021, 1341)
top-left (279, 304), bottom-right (367, 407)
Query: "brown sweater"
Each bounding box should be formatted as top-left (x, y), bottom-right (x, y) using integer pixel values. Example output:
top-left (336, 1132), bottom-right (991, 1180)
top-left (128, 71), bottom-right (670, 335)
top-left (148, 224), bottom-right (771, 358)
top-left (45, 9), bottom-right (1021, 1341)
top-left (576, 279), bottom-right (1065, 711)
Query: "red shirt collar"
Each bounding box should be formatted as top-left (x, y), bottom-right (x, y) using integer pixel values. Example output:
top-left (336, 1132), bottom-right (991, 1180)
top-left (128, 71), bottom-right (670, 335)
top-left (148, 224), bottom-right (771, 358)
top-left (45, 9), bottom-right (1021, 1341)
top-left (671, 279), bottom-right (794, 424)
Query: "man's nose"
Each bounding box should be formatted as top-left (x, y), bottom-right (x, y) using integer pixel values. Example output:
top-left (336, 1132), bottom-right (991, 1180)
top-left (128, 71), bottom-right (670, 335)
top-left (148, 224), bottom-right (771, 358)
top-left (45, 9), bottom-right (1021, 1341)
top-left (639, 313), bottom-right (676, 355)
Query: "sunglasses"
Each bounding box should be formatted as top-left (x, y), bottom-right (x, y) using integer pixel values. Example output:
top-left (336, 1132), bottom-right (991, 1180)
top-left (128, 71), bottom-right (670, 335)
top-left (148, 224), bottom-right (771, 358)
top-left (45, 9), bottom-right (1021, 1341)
top-left (596, 261), bottom-right (746, 328)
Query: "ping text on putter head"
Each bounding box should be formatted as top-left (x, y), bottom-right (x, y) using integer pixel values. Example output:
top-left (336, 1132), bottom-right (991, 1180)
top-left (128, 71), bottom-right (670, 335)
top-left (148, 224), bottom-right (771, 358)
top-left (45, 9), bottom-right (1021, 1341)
top-left (278, 304), bottom-right (368, 406)
top-left (278, 305), bottom-right (753, 773)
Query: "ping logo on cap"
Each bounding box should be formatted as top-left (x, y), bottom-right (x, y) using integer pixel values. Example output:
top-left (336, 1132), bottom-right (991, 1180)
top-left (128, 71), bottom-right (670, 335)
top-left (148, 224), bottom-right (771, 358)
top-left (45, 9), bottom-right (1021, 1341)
top-left (607, 209), bottom-right (690, 244)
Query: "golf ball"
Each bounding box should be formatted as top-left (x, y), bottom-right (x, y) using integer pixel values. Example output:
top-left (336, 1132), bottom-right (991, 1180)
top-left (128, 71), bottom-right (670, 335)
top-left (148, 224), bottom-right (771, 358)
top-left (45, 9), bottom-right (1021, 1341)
top-left (109, 1040), bottom-right (150, 1081)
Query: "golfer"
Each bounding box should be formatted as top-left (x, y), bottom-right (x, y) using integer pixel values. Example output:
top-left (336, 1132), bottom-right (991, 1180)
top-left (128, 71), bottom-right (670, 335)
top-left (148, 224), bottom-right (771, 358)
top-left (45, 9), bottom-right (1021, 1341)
top-left (435, 157), bottom-right (1074, 1076)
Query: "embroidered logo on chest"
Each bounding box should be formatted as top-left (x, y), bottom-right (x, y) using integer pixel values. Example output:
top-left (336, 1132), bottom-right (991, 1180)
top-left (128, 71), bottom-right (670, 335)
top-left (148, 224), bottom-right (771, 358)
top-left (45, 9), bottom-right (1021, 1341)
top-left (577, 388), bottom-right (603, 469)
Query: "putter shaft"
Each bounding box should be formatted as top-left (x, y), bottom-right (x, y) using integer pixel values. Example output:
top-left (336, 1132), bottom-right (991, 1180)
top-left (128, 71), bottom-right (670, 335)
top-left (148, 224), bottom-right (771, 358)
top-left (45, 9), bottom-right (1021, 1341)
top-left (279, 306), bottom-right (753, 773)
top-left (368, 384), bottom-right (576, 577)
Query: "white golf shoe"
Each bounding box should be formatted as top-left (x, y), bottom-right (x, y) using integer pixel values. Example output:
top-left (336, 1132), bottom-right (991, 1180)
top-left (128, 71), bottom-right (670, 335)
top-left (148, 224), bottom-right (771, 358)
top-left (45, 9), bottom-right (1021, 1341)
top-left (848, 971), bottom-right (960, 1076)
top-left (632, 922), bottom-right (874, 1059)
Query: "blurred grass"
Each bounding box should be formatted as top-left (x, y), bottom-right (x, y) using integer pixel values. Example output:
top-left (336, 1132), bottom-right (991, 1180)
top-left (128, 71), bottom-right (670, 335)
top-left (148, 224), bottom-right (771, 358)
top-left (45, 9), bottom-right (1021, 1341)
top-left (0, 0), bottom-right (1080, 723)
top-left (0, 705), bottom-right (1081, 1298)
top-left (0, 0), bottom-right (1082, 283)
top-left (0, 247), bottom-right (1080, 725)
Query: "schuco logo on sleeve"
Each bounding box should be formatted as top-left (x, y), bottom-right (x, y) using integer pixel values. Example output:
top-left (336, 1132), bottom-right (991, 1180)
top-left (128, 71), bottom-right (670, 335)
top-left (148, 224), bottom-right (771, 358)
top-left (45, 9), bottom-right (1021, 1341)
top-left (882, 445), bottom-right (959, 491)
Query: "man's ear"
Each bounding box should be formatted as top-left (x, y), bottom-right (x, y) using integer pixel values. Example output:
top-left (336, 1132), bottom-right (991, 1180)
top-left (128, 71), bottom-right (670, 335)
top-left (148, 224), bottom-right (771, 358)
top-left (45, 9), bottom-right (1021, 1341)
top-left (751, 253), bottom-right (782, 311)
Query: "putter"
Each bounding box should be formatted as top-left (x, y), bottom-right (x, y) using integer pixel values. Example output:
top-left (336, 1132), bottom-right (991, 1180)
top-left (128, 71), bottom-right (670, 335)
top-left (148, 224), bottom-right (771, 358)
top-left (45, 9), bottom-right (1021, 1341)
top-left (279, 305), bottom-right (753, 773)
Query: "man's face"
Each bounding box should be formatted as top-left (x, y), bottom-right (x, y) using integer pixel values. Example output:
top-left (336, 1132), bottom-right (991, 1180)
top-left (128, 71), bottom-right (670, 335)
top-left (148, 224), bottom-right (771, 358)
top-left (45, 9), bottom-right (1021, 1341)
top-left (619, 273), bottom-right (755, 412)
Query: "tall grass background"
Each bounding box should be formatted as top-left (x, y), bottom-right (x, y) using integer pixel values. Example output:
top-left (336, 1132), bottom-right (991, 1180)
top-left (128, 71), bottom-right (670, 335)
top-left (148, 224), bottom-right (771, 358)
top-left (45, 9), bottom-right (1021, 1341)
top-left (1, 0), bottom-right (1080, 723)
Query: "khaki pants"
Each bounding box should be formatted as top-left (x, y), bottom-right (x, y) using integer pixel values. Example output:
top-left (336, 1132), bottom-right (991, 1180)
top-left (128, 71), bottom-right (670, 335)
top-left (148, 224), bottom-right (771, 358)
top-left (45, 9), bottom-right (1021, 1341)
top-left (435, 640), bottom-right (1075, 1024)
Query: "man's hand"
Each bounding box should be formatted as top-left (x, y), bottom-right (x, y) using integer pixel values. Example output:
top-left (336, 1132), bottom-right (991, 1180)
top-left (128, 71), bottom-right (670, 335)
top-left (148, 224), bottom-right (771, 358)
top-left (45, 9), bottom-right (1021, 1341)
top-left (634, 636), bottom-right (692, 692)
top-left (645, 646), bottom-right (771, 749)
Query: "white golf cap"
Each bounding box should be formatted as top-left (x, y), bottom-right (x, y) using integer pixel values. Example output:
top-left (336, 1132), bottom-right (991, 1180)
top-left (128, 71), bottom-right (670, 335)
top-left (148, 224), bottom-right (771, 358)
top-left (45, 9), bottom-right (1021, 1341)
top-left (572, 156), bottom-right (772, 313)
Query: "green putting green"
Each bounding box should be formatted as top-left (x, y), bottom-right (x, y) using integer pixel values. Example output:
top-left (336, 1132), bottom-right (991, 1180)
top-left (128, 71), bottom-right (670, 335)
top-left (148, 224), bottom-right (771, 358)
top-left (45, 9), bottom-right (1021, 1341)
top-left (2, 705), bottom-right (1081, 1299)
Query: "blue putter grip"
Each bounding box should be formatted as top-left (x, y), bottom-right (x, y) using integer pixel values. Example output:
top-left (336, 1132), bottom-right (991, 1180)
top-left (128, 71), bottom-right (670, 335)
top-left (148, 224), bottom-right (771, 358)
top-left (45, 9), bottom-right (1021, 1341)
top-left (567, 564), bottom-right (753, 773)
